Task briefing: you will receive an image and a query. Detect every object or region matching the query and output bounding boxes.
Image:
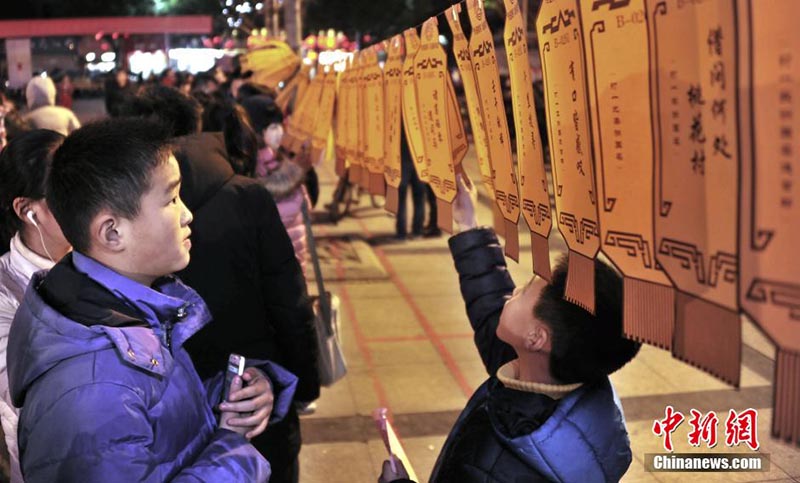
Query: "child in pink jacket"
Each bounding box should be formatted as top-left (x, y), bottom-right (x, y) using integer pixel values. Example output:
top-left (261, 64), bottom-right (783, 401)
top-left (242, 95), bottom-right (309, 274)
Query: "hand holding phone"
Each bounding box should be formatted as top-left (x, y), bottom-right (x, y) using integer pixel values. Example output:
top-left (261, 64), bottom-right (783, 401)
top-left (220, 354), bottom-right (246, 435)
top-left (223, 353), bottom-right (246, 402)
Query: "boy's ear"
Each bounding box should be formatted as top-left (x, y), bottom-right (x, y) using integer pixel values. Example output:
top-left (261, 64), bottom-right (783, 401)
top-left (523, 325), bottom-right (550, 353)
top-left (91, 211), bottom-right (125, 252)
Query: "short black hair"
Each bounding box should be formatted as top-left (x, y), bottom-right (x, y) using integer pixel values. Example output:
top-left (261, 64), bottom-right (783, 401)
top-left (119, 85), bottom-right (202, 138)
top-left (47, 118), bottom-right (172, 253)
top-left (0, 129), bottom-right (65, 253)
top-left (534, 256), bottom-right (641, 384)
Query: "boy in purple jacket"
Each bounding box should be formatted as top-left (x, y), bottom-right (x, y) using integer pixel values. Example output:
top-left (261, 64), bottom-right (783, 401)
top-left (7, 119), bottom-right (296, 482)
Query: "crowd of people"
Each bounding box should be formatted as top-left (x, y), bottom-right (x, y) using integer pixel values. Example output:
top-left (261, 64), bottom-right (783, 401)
top-left (0, 65), bottom-right (321, 483)
top-left (0, 62), bottom-right (641, 483)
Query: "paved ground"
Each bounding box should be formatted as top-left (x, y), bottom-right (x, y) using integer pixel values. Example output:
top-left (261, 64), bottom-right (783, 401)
top-left (300, 154), bottom-right (799, 482)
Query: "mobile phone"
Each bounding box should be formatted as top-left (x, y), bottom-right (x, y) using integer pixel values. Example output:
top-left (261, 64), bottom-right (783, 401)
top-left (223, 353), bottom-right (246, 402)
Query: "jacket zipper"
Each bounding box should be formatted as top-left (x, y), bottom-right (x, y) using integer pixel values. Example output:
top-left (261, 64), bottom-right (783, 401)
top-left (165, 304), bottom-right (189, 351)
top-left (164, 320), bottom-right (173, 351)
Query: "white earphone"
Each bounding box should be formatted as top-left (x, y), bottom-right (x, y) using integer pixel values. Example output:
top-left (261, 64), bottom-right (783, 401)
top-left (26, 210), bottom-right (38, 227)
top-left (25, 209), bottom-right (55, 263)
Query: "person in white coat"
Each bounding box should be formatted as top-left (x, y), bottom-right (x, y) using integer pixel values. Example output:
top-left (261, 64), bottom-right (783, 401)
top-left (0, 129), bottom-right (71, 482)
top-left (23, 76), bottom-right (80, 136)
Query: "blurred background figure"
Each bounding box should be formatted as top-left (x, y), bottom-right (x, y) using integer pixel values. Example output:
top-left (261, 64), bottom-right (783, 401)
top-left (104, 70), bottom-right (135, 118)
top-left (179, 73), bottom-right (195, 96)
top-left (22, 76), bottom-right (80, 136)
top-left (192, 71), bottom-right (220, 95)
top-left (53, 72), bottom-right (74, 110)
top-left (395, 131), bottom-right (426, 240)
top-left (160, 67), bottom-right (178, 88)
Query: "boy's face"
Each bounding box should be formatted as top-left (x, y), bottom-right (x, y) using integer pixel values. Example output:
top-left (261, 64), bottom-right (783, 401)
top-left (121, 154), bottom-right (193, 283)
top-left (497, 276), bottom-right (549, 349)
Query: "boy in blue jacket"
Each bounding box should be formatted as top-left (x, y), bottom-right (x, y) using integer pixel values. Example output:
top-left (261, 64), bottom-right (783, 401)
top-left (7, 119), bottom-right (296, 482)
top-left (381, 176), bottom-right (641, 483)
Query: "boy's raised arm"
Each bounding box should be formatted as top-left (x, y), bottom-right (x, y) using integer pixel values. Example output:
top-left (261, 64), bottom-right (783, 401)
top-left (448, 175), bottom-right (517, 376)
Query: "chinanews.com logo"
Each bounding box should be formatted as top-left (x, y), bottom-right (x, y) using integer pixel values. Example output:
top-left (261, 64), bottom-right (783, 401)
top-left (645, 406), bottom-right (770, 473)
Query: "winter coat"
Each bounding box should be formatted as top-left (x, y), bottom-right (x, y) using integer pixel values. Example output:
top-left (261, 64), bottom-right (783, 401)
top-left (7, 251), bottom-right (295, 482)
top-left (429, 228), bottom-right (633, 483)
top-left (23, 77), bottom-right (80, 136)
top-left (104, 77), bottom-right (136, 118)
top-left (173, 132), bottom-right (320, 473)
top-left (0, 234), bottom-right (54, 483)
top-left (258, 148), bottom-right (309, 275)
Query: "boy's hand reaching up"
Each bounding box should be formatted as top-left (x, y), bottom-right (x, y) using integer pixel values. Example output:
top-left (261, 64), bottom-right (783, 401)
top-left (219, 367), bottom-right (274, 439)
top-left (453, 173), bottom-right (478, 232)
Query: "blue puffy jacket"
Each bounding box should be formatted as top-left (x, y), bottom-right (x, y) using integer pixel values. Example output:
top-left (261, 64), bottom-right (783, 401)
top-left (7, 253), bottom-right (296, 482)
top-left (429, 228), bottom-right (632, 482)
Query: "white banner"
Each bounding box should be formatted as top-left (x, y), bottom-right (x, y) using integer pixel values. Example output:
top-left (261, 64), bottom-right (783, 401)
top-left (6, 38), bottom-right (32, 90)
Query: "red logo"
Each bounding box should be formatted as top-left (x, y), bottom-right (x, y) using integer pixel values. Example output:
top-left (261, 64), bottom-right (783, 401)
top-left (652, 406), bottom-right (685, 452)
top-left (725, 408), bottom-right (760, 451)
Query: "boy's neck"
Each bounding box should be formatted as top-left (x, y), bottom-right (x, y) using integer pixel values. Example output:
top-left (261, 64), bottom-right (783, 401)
top-left (515, 351), bottom-right (559, 385)
top-left (85, 250), bottom-right (158, 287)
top-left (113, 269), bottom-right (157, 287)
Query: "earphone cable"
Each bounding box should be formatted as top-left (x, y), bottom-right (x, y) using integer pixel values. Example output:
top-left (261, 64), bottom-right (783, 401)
top-left (33, 222), bottom-right (56, 264)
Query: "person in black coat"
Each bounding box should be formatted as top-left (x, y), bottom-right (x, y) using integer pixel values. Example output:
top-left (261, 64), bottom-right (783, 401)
top-left (122, 86), bottom-right (320, 483)
top-left (104, 69), bottom-right (136, 118)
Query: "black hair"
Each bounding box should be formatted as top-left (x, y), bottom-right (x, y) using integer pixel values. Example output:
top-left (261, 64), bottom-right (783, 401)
top-left (191, 72), bottom-right (218, 92)
top-left (201, 97), bottom-right (259, 177)
top-left (47, 118), bottom-right (172, 253)
top-left (228, 60), bottom-right (254, 81)
top-left (534, 256), bottom-right (641, 384)
top-left (190, 90), bottom-right (214, 110)
top-left (241, 95), bottom-right (284, 136)
top-left (235, 82), bottom-right (277, 102)
top-left (0, 129), bottom-right (65, 254)
top-left (119, 85), bottom-right (201, 138)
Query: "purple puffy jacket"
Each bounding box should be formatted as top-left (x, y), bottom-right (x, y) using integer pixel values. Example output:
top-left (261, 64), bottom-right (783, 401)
top-left (7, 253), bottom-right (298, 482)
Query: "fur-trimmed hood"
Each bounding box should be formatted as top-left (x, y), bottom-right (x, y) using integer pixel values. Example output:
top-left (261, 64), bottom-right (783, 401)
top-left (258, 157), bottom-right (306, 201)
